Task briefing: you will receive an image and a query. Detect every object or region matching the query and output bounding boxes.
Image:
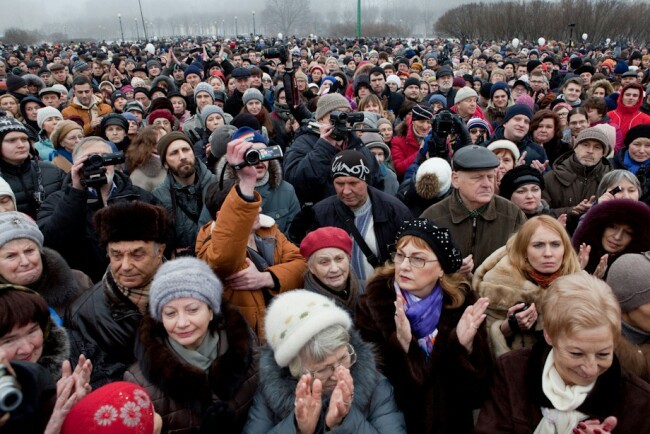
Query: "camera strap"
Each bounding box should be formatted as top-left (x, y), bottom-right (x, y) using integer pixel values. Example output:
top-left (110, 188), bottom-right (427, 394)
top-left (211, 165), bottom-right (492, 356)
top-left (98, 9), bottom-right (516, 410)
top-left (334, 202), bottom-right (381, 268)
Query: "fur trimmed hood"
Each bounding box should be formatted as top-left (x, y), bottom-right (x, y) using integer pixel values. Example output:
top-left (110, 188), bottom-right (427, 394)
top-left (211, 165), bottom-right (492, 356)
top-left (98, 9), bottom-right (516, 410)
top-left (572, 199), bottom-right (650, 273)
top-left (256, 329), bottom-right (380, 419)
top-left (39, 323), bottom-right (70, 379)
top-left (134, 301), bottom-right (257, 414)
top-left (29, 248), bottom-right (88, 311)
top-left (150, 75), bottom-right (178, 94)
top-left (214, 154), bottom-right (283, 189)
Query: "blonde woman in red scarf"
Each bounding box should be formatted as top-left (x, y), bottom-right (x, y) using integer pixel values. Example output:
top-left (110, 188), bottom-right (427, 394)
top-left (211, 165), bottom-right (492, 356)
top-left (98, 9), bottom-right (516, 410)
top-left (473, 216), bottom-right (582, 358)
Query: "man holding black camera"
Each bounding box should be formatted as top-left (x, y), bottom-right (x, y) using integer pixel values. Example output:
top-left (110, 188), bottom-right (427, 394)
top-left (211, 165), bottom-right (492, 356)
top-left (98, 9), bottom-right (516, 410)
top-left (283, 93), bottom-right (383, 207)
top-left (37, 136), bottom-right (158, 282)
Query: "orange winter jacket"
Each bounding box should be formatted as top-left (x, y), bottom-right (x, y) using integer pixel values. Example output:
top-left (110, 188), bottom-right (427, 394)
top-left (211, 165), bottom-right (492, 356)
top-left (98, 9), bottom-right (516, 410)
top-left (61, 97), bottom-right (113, 136)
top-left (196, 188), bottom-right (306, 342)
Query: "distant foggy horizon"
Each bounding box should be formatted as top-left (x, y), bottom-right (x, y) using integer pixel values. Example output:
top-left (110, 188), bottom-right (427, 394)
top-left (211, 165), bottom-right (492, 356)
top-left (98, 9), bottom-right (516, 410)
top-left (0, 0), bottom-right (492, 40)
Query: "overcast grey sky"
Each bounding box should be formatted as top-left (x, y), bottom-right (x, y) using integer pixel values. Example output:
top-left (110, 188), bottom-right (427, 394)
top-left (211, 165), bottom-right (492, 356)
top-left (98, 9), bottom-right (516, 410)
top-left (0, 0), bottom-right (481, 39)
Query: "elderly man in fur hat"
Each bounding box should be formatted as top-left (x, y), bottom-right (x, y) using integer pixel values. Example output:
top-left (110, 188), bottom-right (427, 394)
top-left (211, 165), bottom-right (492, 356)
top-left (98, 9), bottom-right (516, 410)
top-left (65, 201), bottom-right (169, 388)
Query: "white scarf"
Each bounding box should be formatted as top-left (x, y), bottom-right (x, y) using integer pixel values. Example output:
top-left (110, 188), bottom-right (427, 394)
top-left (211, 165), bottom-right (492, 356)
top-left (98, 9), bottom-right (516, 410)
top-left (533, 349), bottom-right (595, 434)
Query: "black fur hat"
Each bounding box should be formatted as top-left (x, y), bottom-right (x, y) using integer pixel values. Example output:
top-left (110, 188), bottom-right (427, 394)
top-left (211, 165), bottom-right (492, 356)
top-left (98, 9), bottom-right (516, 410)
top-left (94, 201), bottom-right (169, 246)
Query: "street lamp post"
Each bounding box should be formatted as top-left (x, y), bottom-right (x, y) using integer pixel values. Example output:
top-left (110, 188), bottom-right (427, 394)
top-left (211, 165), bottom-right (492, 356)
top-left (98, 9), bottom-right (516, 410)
top-left (135, 18), bottom-right (140, 41)
top-left (222, 19), bottom-right (225, 38)
top-left (235, 16), bottom-right (238, 37)
top-left (252, 11), bottom-right (256, 36)
top-left (138, 0), bottom-right (148, 40)
top-left (118, 13), bottom-right (125, 43)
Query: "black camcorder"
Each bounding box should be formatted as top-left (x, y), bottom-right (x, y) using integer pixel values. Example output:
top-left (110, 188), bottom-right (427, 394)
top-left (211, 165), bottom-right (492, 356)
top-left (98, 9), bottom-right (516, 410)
top-left (244, 146), bottom-right (283, 166)
top-left (261, 45), bottom-right (288, 63)
top-left (81, 152), bottom-right (125, 189)
top-left (329, 110), bottom-right (366, 141)
top-left (232, 145), bottom-right (284, 170)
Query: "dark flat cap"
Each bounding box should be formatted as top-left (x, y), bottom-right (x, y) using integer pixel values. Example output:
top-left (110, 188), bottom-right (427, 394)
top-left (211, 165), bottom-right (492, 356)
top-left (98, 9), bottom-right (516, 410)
top-left (436, 66), bottom-right (453, 79)
top-left (452, 145), bottom-right (500, 171)
top-left (231, 67), bottom-right (251, 79)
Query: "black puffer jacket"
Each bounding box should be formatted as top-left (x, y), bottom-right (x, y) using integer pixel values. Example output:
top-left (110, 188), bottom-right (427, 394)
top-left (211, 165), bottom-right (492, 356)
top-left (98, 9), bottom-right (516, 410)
top-left (283, 128), bottom-right (383, 206)
top-left (37, 170), bottom-right (158, 282)
top-left (294, 186), bottom-right (411, 261)
top-left (0, 158), bottom-right (64, 218)
top-left (65, 272), bottom-right (143, 388)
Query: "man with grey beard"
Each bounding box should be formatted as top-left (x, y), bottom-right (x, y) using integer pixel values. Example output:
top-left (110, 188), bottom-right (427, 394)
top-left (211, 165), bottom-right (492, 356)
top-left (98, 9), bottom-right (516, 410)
top-left (431, 66), bottom-right (457, 108)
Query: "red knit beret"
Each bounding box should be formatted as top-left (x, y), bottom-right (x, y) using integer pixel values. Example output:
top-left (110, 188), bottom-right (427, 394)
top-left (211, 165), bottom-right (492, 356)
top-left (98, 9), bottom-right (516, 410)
top-left (61, 382), bottom-right (154, 433)
top-left (148, 108), bottom-right (174, 125)
top-left (300, 227), bottom-right (353, 259)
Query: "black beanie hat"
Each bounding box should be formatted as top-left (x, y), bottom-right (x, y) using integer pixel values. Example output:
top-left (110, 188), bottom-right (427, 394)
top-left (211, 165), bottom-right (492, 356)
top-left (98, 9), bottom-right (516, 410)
top-left (404, 77), bottom-right (420, 89)
top-left (369, 66), bottom-right (385, 79)
top-left (499, 165), bottom-right (545, 200)
top-left (624, 124), bottom-right (650, 147)
top-left (331, 150), bottom-right (370, 182)
top-left (6, 74), bottom-right (27, 93)
top-left (100, 113), bottom-right (128, 136)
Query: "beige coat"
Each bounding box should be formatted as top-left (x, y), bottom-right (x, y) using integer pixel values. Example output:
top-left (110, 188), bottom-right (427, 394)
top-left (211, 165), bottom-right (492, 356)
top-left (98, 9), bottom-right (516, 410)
top-left (472, 246), bottom-right (544, 358)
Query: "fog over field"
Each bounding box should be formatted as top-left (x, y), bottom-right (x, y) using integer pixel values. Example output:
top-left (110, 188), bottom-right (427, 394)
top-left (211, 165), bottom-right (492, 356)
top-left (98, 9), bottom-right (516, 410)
top-left (0, 0), bottom-right (492, 39)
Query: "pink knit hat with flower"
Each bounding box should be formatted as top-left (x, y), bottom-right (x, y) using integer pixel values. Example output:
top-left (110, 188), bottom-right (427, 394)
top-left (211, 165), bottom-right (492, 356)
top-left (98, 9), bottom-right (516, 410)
top-left (61, 382), bottom-right (155, 433)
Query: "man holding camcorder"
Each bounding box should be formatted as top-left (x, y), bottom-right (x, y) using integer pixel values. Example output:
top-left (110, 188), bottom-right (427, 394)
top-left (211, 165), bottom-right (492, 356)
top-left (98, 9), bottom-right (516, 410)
top-left (36, 137), bottom-right (159, 282)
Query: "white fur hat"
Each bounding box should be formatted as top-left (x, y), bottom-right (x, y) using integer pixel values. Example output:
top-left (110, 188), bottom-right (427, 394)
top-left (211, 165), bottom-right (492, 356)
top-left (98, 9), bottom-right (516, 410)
top-left (416, 157), bottom-right (452, 198)
top-left (487, 139), bottom-right (521, 162)
top-left (264, 290), bottom-right (352, 367)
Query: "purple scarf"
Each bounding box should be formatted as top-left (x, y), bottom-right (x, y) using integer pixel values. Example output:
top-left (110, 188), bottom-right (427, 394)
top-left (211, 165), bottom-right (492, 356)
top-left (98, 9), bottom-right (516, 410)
top-left (395, 282), bottom-right (443, 356)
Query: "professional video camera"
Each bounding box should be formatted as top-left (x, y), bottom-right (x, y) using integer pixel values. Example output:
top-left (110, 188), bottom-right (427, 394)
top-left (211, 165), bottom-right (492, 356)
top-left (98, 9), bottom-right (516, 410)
top-left (328, 111), bottom-right (368, 141)
top-left (261, 45), bottom-right (288, 63)
top-left (0, 364), bottom-right (22, 416)
top-left (424, 110), bottom-right (472, 161)
top-left (81, 152), bottom-right (125, 189)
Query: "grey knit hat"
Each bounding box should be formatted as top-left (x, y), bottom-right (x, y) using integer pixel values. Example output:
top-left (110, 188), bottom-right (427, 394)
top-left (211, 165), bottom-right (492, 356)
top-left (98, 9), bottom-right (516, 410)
top-left (193, 82), bottom-right (215, 101)
top-left (0, 211), bottom-right (44, 249)
top-left (242, 88), bottom-right (264, 105)
top-left (575, 126), bottom-right (612, 156)
top-left (210, 124), bottom-right (237, 159)
top-left (200, 105), bottom-right (226, 127)
top-left (606, 252), bottom-right (650, 313)
top-left (36, 107), bottom-right (63, 130)
top-left (315, 93), bottom-right (351, 121)
top-left (149, 257), bottom-right (223, 321)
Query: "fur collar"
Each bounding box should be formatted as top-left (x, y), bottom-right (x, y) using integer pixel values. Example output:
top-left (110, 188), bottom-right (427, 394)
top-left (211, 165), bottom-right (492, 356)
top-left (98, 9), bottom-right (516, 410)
top-left (473, 246), bottom-right (544, 311)
top-left (257, 330), bottom-right (380, 419)
top-left (30, 248), bottom-right (85, 310)
top-left (214, 155), bottom-right (283, 188)
top-left (39, 323), bottom-right (70, 379)
top-left (135, 302), bottom-right (256, 413)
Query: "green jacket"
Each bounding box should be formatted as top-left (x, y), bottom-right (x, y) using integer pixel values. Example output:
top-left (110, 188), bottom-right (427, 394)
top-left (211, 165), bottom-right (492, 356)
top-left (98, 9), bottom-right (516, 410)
top-left (153, 160), bottom-right (214, 255)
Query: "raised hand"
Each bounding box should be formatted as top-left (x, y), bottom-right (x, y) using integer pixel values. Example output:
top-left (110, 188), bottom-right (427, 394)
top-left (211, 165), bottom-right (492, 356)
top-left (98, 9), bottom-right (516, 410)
top-left (394, 295), bottom-right (412, 353)
top-left (325, 366), bottom-right (354, 430)
top-left (456, 297), bottom-right (489, 353)
top-left (294, 374), bottom-right (322, 434)
top-left (578, 243), bottom-right (591, 270)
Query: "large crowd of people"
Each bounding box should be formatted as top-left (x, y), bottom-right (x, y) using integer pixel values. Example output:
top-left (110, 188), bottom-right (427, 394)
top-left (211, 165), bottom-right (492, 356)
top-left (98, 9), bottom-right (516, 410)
top-left (0, 32), bottom-right (649, 433)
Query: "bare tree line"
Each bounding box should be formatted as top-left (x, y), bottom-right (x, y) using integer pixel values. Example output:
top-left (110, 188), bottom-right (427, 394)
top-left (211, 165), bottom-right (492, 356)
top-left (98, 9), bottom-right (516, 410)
top-left (435, 0), bottom-right (650, 45)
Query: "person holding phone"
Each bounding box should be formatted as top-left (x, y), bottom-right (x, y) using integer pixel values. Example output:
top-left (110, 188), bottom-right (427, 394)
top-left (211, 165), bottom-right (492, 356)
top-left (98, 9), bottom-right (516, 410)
top-left (473, 216), bottom-right (582, 358)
